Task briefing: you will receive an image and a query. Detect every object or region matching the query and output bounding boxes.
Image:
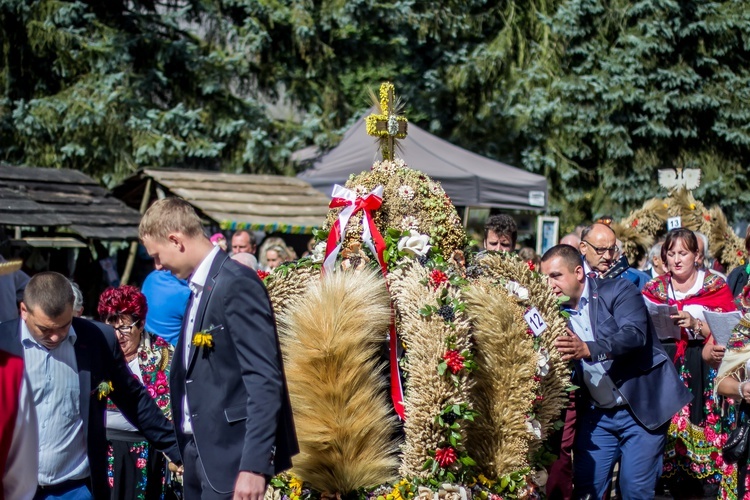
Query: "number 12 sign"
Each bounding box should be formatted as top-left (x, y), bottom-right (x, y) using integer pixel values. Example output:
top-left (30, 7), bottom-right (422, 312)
top-left (524, 307), bottom-right (548, 336)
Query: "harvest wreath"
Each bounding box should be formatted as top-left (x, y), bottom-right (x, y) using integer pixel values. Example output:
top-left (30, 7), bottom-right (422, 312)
top-left (263, 155), bottom-right (569, 500)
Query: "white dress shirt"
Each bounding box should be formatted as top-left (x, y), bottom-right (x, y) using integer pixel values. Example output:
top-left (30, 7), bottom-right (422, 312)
top-left (181, 245), bottom-right (221, 434)
top-left (4, 373), bottom-right (38, 500)
top-left (566, 279), bottom-right (626, 408)
top-left (21, 321), bottom-right (89, 486)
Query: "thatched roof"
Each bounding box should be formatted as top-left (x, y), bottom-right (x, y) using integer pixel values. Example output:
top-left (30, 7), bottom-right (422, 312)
top-left (113, 169), bottom-right (330, 234)
top-left (0, 163), bottom-right (142, 240)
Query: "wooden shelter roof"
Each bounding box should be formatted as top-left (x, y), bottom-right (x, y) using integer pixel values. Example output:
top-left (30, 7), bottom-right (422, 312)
top-left (113, 169), bottom-right (330, 234)
top-left (0, 163), bottom-right (142, 240)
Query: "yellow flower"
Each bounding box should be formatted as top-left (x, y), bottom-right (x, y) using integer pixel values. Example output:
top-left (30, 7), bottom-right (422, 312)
top-left (741, 259), bottom-right (746, 266)
top-left (96, 380), bottom-right (113, 400)
top-left (478, 474), bottom-right (496, 488)
top-left (193, 332), bottom-right (214, 348)
top-left (391, 479), bottom-right (413, 500)
top-left (289, 477), bottom-right (303, 496)
top-left (689, 203), bottom-right (696, 210)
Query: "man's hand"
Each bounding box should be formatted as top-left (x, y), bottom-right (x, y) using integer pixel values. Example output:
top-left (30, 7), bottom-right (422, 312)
top-left (234, 471), bottom-right (267, 500)
top-left (555, 328), bottom-right (591, 361)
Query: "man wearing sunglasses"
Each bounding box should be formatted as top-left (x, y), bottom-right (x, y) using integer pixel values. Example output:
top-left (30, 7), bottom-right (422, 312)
top-left (579, 223), bottom-right (650, 290)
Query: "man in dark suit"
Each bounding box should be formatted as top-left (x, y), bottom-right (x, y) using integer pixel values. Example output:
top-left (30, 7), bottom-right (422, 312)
top-left (0, 271), bottom-right (181, 499)
top-left (541, 244), bottom-right (690, 499)
top-left (139, 197), bottom-right (298, 500)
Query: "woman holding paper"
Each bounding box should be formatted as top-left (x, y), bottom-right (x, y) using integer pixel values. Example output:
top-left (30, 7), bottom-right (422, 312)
top-left (716, 314), bottom-right (750, 499)
top-left (642, 228), bottom-right (736, 499)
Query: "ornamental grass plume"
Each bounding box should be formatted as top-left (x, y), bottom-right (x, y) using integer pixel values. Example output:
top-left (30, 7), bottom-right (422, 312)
top-left (471, 253), bottom-right (569, 442)
top-left (463, 280), bottom-right (536, 476)
top-left (709, 206), bottom-right (746, 272)
top-left (276, 270), bottom-right (399, 493)
top-left (265, 265), bottom-right (319, 321)
top-left (387, 261), bottom-right (473, 478)
top-left (619, 198), bottom-right (669, 264)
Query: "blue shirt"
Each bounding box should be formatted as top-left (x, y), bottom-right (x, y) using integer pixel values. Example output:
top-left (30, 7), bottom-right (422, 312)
top-left (141, 270), bottom-right (191, 345)
top-left (566, 280), bottom-right (625, 408)
top-left (21, 320), bottom-right (89, 486)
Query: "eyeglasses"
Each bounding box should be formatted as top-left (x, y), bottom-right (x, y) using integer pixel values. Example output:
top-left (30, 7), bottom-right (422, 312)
top-left (111, 320), bottom-right (139, 335)
top-left (582, 240), bottom-right (619, 256)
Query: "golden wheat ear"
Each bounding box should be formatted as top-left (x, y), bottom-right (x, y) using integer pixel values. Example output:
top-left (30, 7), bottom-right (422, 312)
top-left (278, 270), bottom-right (400, 494)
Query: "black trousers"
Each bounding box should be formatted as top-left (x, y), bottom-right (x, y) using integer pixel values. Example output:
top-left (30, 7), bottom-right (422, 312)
top-left (182, 438), bottom-right (232, 500)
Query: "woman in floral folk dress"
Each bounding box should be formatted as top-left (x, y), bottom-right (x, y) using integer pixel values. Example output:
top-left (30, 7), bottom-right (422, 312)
top-left (642, 228), bottom-right (736, 498)
top-left (98, 285), bottom-right (175, 500)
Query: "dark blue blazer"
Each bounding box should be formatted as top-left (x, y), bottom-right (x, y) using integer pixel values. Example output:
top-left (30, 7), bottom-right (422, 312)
top-left (0, 317), bottom-right (181, 499)
top-left (574, 277), bottom-right (691, 430)
top-left (171, 253), bottom-right (298, 494)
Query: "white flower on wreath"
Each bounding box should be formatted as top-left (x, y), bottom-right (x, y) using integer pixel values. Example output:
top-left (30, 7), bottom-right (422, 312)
top-left (525, 417), bottom-right (542, 439)
top-left (505, 280), bottom-right (530, 301)
top-left (353, 184), bottom-right (368, 197)
top-left (398, 185), bottom-right (415, 200)
top-left (532, 469), bottom-right (548, 488)
top-left (400, 215), bottom-right (420, 231)
top-left (537, 347), bottom-right (550, 377)
top-left (429, 182), bottom-right (443, 196)
top-left (398, 230), bottom-right (431, 257)
top-left (393, 158), bottom-right (407, 169)
top-left (372, 160), bottom-right (397, 174)
top-left (311, 241), bottom-right (327, 263)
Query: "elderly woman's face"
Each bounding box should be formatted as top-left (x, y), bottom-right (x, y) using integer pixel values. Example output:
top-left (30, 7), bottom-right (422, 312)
top-left (107, 314), bottom-right (143, 361)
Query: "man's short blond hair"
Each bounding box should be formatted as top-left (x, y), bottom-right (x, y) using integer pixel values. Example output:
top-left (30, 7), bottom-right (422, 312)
top-left (139, 197), bottom-right (205, 242)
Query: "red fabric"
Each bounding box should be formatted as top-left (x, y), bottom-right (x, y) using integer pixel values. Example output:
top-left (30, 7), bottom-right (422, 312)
top-left (325, 192), bottom-right (404, 419)
top-left (546, 391), bottom-right (576, 500)
top-left (642, 274), bottom-right (737, 361)
top-left (0, 351), bottom-right (24, 500)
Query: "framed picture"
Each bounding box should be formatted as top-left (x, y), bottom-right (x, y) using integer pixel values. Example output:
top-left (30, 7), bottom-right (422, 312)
top-left (536, 216), bottom-right (559, 256)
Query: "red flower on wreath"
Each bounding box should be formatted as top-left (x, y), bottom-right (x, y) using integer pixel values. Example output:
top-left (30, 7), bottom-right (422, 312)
top-left (435, 447), bottom-right (457, 468)
top-left (631, 219), bottom-right (639, 227)
top-left (527, 260), bottom-right (535, 271)
top-left (257, 270), bottom-right (269, 280)
top-left (442, 350), bottom-right (465, 374)
top-left (704, 214), bottom-right (711, 222)
top-left (429, 269), bottom-right (449, 289)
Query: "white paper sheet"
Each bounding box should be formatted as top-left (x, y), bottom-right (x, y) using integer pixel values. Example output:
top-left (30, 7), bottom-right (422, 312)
top-left (645, 300), bottom-right (681, 340)
top-left (703, 311), bottom-right (742, 346)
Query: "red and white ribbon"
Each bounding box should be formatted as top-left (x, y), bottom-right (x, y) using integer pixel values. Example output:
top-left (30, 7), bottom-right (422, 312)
top-left (324, 185), bottom-right (386, 275)
top-left (323, 184), bottom-right (405, 420)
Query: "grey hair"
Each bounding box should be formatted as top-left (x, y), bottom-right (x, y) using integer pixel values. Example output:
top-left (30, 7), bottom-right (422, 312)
top-left (695, 231), bottom-right (711, 259)
top-left (648, 242), bottom-right (663, 261)
top-left (70, 280), bottom-right (84, 312)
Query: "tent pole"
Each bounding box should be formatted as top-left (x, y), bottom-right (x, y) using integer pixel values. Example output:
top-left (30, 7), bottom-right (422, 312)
top-left (121, 178), bottom-right (152, 285)
top-left (462, 206), bottom-right (470, 228)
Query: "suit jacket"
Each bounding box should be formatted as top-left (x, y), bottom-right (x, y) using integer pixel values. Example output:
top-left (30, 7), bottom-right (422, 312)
top-left (0, 317), bottom-right (181, 499)
top-left (573, 277), bottom-right (691, 430)
top-left (171, 253), bottom-right (298, 494)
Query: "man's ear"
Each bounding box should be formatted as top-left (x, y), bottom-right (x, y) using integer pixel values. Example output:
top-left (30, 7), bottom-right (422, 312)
top-left (20, 302), bottom-right (28, 320)
top-left (167, 232), bottom-right (183, 249)
top-left (578, 241), bottom-right (586, 255)
top-left (574, 265), bottom-right (585, 282)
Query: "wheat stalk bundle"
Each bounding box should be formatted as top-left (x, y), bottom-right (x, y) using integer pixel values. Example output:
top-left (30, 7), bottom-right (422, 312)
top-left (276, 270), bottom-right (400, 493)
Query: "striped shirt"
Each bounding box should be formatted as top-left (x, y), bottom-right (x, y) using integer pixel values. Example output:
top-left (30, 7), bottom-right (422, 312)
top-left (21, 320), bottom-right (89, 486)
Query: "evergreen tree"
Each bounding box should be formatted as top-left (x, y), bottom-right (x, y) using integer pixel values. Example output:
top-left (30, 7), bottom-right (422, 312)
top-left (0, 0), bottom-right (303, 183)
top-left (504, 0), bottom-right (750, 226)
